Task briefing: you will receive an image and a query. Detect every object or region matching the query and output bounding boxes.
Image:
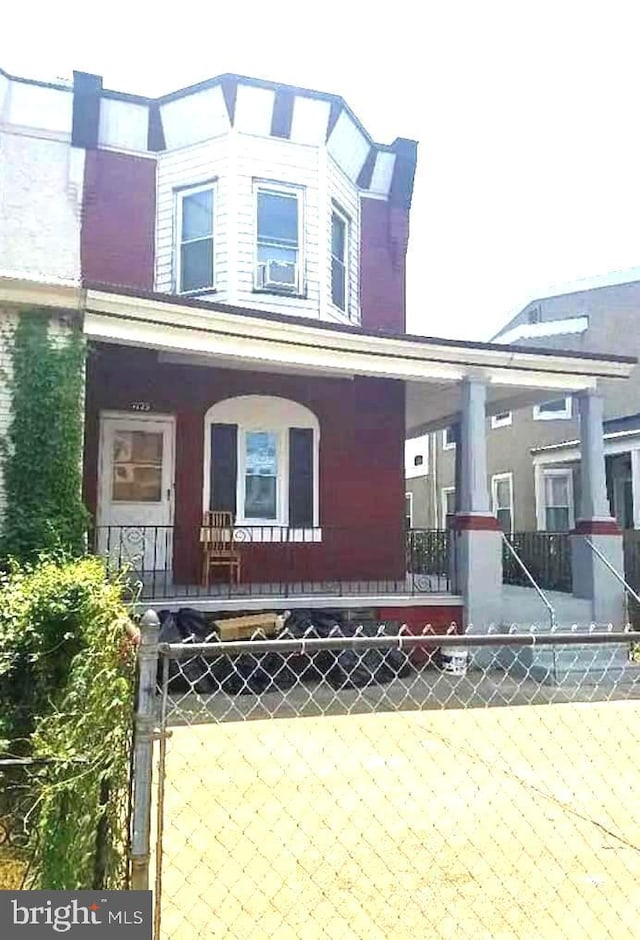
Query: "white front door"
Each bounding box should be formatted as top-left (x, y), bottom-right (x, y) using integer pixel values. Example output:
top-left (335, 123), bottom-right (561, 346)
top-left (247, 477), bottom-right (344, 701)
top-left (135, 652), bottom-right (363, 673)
top-left (97, 414), bottom-right (175, 573)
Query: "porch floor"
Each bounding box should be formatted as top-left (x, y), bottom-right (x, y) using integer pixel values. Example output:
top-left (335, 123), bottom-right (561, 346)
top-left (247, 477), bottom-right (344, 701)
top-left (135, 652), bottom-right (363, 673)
top-left (129, 572), bottom-right (460, 612)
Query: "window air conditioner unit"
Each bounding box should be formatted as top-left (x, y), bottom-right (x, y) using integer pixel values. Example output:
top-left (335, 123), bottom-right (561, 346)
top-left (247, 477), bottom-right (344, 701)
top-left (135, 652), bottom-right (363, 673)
top-left (256, 260), bottom-right (298, 292)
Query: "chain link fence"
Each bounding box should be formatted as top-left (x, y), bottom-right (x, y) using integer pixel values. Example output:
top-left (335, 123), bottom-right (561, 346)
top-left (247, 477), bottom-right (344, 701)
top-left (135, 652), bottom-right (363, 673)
top-left (136, 618), bottom-right (640, 939)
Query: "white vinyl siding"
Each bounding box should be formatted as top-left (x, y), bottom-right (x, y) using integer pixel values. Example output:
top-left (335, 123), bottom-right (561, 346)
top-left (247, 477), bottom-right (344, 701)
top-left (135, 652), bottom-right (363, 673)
top-left (155, 138), bottom-right (230, 298)
top-left (235, 135), bottom-right (319, 318)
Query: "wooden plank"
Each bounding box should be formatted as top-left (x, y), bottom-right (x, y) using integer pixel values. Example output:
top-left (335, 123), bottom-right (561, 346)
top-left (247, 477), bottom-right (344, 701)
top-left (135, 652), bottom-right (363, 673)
top-left (214, 612), bottom-right (285, 641)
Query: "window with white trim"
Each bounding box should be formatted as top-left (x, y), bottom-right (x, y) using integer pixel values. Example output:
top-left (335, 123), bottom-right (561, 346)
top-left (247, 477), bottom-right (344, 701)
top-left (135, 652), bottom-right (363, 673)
top-left (533, 397), bottom-right (572, 421)
top-left (176, 183), bottom-right (215, 293)
top-left (492, 472), bottom-right (514, 533)
top-left (491, 411), bottom-right (512, 429)
top-left (243, 431), bottom-right (279, 520)
top-left (541, 469), bottom-right (573, 531)
top-left (443, 427), bottom-right (457, 450)
top-left (255, 183), bottom-right (303, 293)
top-left (405, 492), bottom-right (413, 528)
top-left (442, 487), bottom-right (456, 525)
top-left (205, 396), bottom-right (319, 529)
top-left (405, 436), bottom-right (429, 478)
top-left (331, 207), bottom-right (349, 313)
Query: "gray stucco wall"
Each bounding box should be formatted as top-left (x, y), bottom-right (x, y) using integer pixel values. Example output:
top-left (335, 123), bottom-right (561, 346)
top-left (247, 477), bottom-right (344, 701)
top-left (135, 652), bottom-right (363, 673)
top-left (433, 416), bottom-right (583, 531)
top-left (497, 280), bottom-right (640, 422)
top-left (405, 474), bottom-right (434, 528)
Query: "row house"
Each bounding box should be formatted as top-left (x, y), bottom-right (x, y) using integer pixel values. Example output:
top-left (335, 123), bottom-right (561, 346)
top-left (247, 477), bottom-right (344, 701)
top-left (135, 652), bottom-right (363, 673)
top-left (0, 64), bottom-right (633, 630)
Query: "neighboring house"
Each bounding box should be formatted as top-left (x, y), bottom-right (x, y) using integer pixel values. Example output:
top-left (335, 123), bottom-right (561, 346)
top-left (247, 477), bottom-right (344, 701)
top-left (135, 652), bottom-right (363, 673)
top-left (407, 273), bottom-right (640, 536)
top-left (0, 64), bottom-right (633, 631)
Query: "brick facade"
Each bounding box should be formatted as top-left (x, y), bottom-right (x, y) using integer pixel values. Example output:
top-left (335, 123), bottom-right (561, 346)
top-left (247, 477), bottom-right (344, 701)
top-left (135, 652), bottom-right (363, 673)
top-left (84, 344), bottom-right (407, 584)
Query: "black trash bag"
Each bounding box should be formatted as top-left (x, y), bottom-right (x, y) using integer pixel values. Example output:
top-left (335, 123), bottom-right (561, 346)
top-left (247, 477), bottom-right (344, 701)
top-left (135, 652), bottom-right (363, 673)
top-left (176, 608), bottom-right (217, 642)
top-left (360, 622), bottom-right (412, 682)
top-left (158, 610), bottom-right (216, 694)
top-left (213, 648), bottom-right (298, 695)
top-left (281, 610), bottom-right (412, 690)
top-left (280, 609), bottom-right (328, 682)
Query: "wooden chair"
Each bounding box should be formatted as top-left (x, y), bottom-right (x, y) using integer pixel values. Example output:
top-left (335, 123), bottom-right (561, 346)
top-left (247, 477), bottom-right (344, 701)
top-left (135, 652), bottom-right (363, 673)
top-left (200, 511), bottom-right (242, 588)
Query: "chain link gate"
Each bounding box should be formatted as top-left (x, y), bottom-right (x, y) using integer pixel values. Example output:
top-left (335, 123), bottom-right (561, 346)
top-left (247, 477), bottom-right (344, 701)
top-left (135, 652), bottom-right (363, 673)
top-left (132, 614), bottom-right (640, 939)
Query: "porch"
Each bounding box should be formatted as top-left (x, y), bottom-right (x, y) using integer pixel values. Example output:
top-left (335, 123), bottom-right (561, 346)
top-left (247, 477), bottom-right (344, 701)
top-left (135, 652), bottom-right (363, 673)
top-left (74, 284), bottom-right (635, 628)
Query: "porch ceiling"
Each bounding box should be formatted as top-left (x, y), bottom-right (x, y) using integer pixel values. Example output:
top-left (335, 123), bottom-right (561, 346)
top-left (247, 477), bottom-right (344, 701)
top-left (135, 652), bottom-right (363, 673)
top-left (0, 278), bottom-right (633, 436)
top-left (405, 378), bottom-right (605, 437)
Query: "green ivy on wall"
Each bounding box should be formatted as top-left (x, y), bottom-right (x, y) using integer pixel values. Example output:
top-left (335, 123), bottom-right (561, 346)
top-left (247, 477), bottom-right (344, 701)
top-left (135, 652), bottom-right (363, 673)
top-left (1, 310), bottom-right (88, 561)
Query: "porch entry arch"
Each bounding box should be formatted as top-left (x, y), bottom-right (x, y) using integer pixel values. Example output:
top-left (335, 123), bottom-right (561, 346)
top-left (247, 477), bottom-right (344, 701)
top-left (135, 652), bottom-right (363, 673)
top-left (202, 395), bottom-right (320, 529)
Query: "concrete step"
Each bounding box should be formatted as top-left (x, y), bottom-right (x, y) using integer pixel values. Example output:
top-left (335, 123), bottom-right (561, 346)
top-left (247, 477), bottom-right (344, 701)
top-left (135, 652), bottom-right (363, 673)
top-left (468, 620), bottom-right (639, 685)
top-left (484, 638), bottom-right (638, 686)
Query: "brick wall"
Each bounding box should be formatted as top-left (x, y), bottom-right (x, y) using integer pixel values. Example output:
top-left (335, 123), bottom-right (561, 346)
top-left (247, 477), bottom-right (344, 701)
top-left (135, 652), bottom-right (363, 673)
top-left (359, 199), bottom-right (409, 334)
top-left (84, 345), bottom-right (407, 583)
top-left (82, 150), bottom-right (156, 290)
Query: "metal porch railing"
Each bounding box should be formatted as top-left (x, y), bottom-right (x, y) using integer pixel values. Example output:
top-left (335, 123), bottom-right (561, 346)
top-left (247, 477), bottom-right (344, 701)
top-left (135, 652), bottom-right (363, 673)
top-left (89, 525), bottom-right (453, 601)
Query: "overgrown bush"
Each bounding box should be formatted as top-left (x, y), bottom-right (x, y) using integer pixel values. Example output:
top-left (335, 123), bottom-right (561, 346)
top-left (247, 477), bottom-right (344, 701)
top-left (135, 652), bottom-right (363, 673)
top-left (1, 311), bottom-right (88, 562)
top-left (0, 555), bottom-right (135, 888)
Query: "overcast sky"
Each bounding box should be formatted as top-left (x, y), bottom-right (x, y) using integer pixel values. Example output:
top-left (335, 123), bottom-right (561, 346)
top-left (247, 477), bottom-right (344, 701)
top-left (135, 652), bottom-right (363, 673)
top-left (5, 0), bottom-right (640, 339)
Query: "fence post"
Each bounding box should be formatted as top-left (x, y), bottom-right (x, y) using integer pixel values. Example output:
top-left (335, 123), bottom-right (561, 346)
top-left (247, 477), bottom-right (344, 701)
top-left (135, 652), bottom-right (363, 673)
top-left (130, 609), bottom-right (160, 891)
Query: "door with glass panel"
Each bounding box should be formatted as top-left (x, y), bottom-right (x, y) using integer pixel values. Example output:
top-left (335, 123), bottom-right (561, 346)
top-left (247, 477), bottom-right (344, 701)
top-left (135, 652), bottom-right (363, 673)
top-left (97, 416), bottom-right (175, 573)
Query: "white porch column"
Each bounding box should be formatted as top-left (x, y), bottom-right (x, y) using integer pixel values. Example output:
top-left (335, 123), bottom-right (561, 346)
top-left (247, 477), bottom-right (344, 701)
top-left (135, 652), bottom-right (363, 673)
top-left (571, 390), bottom-right (625, 624)
top-left (578, 391), bottom-right (611, 520)
top-left (454, 378), bottom-right (503, 630)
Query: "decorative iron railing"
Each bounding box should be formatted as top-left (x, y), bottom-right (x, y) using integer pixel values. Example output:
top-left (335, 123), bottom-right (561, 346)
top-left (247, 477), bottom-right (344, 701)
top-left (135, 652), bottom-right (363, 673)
top-left (503, 531), bottom-right (572, 594)
top-left (89, 525), bottom-right (452, 601)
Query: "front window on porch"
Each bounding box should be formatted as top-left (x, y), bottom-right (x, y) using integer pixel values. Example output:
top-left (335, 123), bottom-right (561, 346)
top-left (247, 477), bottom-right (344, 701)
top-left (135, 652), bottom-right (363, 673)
top-left (244, 431), bottom-right (279, 520)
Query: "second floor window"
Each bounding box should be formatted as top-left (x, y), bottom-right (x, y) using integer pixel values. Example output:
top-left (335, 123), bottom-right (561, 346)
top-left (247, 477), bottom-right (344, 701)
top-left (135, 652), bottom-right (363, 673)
top-left (176, 184), bottom-right (215, 293)
top-left (331, 208), bottom-right (348, 312)
top-left (255, 185), bottom-right (301, 293)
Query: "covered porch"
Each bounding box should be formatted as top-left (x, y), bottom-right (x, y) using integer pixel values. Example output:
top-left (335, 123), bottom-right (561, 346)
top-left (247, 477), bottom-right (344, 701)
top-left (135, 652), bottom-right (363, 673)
top-left (76, 283), bottom-right (634, 623)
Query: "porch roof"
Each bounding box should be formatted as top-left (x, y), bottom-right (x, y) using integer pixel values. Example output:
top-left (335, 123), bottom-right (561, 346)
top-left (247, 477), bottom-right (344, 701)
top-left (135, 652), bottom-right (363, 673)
top-left (1, 277), bottom-right (635, 437)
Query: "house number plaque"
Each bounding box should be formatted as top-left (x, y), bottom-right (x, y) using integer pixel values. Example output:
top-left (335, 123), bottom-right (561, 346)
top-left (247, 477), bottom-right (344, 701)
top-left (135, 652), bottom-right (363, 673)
top-left (131, 401), bottom-right (152, 412)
